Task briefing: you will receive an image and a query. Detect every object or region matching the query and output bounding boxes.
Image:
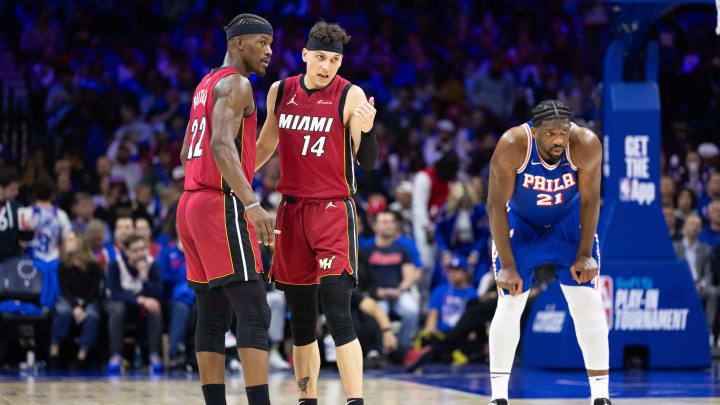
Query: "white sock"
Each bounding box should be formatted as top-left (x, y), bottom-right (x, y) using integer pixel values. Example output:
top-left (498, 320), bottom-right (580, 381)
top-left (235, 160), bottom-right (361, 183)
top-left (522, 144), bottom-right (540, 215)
top-left (589, 375), bottom-right (609, 400)
top-left (490, 373), bottom-right (509, 400)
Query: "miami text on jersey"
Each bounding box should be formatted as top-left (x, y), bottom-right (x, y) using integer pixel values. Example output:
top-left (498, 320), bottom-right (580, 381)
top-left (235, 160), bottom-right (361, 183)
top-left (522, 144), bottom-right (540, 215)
top-left (278, 114), bottom-right (334, 133)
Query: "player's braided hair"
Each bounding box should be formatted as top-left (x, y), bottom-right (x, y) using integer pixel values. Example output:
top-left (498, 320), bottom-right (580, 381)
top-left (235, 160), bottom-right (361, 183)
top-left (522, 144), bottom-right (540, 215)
top-left (309, 21), bottom-right (351, 45)
top-left (531, 99), bottom-right (573, 126)
top-left (224, 13), bottom-right (271, 32)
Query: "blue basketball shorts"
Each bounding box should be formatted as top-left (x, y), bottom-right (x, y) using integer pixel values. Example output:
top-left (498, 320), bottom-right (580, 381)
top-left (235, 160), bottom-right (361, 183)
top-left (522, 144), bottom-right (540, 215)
top-left (492, 205), bottom-right (600, 296)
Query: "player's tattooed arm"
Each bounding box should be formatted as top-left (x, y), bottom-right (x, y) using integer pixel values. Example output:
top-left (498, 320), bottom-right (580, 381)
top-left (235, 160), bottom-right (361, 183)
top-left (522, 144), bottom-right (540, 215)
top-left (569, 127), bottom-right (602, 284)
top-left (487, 126), bottom-right (528, 296)
top-left (211, 74), bottom-right (275, 246)
top-left (256, 80), bottom-right (281, 170)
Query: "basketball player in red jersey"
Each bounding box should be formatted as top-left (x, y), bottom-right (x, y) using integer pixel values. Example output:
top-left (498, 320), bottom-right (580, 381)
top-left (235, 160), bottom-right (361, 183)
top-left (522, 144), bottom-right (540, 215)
top-left (177, 13), bottom-right (275, 405)
top-left (255, 21), bottom-right (379, 405)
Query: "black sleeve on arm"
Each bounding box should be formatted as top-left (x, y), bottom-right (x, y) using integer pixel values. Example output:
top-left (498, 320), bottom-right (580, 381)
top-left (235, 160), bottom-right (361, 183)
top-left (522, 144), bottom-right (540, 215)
top-left (356, 129), bottom-right (378, 171)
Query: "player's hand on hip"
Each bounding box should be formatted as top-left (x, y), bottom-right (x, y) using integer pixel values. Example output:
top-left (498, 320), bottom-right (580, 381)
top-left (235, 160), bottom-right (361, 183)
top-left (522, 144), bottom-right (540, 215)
top-left (246, 204), bottom-right (276, 246)
top-left (570, 256), bottom-right (598, 285)
top-left (354, 96), bottom-right (376, 133)
top-left (496, 267), bottom-right (523, 296)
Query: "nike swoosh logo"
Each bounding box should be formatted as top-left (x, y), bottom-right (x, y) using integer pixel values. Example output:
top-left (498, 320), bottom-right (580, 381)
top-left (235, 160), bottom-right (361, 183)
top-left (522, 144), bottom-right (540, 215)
top-left (530, 161), bottom-right (542, 165)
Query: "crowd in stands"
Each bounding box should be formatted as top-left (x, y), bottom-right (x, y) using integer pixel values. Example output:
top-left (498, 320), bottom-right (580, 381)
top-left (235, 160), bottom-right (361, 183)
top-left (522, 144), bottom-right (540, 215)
top-left (0, 0), bottom-right (719, 371)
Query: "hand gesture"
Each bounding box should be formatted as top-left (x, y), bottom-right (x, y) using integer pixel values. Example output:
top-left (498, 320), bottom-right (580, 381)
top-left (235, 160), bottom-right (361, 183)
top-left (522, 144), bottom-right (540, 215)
top-left (354, 96), bottom-right (376, 133)
top-left (496, 267), bottom-right (523, 296)
top-left (246, 205), bottom-right (276, 246)
top-left (570, 256), bottom-right (599, 285)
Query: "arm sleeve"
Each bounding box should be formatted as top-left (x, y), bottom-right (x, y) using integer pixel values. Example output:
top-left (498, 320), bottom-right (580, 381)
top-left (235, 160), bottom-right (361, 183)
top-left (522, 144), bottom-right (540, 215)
top-left (355, 131), bottom-right (379, 171)
top-left (106, 262), bottom-right (139, 304)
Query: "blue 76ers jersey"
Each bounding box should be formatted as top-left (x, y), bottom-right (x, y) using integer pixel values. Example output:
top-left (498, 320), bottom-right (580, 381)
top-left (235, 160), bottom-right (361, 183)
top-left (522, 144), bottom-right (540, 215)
top-left (493, 121), bottom-right (600, 296)
top-left (508, 121), bottom-right (579, 228)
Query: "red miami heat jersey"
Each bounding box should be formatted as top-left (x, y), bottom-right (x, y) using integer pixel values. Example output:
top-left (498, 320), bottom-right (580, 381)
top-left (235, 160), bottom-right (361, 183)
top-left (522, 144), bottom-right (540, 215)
top-left (184, 66), bottom-right (257, 193)
top-left (275, 74), bottom-right (355, 199)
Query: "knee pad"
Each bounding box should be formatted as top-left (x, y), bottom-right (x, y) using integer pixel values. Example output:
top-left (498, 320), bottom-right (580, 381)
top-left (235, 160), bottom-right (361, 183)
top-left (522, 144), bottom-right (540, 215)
top-left (195, 289), bottom-right (232, 355)
top-left (285, 285), bottom-right (319, 346)
top-left (320, 274), bottom-right (356, 347)
top-left (224, 281), bottom-right (271, 351)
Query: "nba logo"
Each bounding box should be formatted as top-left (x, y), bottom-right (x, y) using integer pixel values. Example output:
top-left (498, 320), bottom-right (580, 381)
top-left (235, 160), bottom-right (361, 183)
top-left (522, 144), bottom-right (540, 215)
top-left (598, 275), bottom-right (613, 330)
top-left (619, 178), bottom-right (632, 202)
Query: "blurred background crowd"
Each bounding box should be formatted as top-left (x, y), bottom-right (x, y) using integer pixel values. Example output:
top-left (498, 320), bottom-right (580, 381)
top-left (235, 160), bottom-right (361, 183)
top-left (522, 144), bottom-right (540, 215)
top-left (0, 0), bottom-right (719, 372)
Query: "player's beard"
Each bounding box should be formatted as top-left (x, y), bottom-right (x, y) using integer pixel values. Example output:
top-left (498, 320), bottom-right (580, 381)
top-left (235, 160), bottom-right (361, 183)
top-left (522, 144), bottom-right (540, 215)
top-left (543, 146), bottom-right (564, 164)
top-left (254, 62), bottom-right (267, 77)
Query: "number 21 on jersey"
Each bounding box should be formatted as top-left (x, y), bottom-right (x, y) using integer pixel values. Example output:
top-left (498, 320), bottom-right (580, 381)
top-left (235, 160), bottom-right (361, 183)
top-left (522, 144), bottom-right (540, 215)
top-left (186, 116), bottom-right (207, 160)
top-left (537, 192), bottom-right (563, 206)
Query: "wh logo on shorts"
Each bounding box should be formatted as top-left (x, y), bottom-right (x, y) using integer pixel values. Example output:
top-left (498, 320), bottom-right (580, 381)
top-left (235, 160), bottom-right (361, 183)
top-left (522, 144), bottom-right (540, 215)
top-left (319, 255), bottom-right (337, 270)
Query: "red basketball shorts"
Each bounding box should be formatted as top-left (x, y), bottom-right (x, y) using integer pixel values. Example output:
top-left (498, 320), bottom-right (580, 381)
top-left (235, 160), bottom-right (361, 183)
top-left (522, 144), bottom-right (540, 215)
top-left (269, 196), bottom-right (359, 288)
top-left (177, 189), bottom-right (263, 290)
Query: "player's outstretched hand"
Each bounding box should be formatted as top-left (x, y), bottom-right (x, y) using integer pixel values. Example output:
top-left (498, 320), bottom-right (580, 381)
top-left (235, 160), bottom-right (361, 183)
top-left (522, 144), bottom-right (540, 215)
top-left (354, 96), bottom-right (376, 133)
top-left (496, 267), bottom-right (523, 296)
top-left (570, 256), bottom-right (599, 285)
top-left (246, 205), bottom-right (276, 246)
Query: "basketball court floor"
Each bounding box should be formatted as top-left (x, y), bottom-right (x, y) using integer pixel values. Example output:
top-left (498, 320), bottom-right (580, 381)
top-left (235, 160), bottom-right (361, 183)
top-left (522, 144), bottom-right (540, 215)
top-left (2, 363), bottom-right (720, 404)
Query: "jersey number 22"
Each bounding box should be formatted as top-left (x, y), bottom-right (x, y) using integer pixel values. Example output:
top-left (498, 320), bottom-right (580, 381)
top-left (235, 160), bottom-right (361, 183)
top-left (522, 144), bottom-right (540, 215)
top-left (187, 116), bottom-right (207, 160)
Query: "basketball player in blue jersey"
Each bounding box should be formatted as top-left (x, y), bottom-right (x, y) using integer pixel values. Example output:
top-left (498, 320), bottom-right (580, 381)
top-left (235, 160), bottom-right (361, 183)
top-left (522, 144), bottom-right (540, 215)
top-left (486, 100), bottom-right (610, 405)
